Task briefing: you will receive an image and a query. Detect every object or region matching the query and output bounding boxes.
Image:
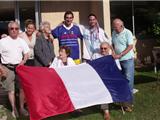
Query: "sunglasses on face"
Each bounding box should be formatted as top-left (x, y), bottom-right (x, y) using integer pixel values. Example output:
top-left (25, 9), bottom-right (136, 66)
top-left (100, 47), bottom-right (108, 50)
top-left (10, 27), bottom-right (19, 31)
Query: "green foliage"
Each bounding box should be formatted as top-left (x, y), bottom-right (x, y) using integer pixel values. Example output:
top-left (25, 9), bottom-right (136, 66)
top-left (153, 23), bottom-right (160, 37)
top-left (0, 105), bottom-right (16, 120)
top-left (152, 22), bottom-right (160, 44)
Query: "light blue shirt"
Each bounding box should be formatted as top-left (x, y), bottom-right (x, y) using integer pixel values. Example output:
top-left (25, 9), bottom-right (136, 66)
top-left (112, 28), bottom-right (134, 61)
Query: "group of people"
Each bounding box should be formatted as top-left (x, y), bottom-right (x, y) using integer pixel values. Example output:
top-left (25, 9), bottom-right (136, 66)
top-left (0, 10), bottom-right (135, 120)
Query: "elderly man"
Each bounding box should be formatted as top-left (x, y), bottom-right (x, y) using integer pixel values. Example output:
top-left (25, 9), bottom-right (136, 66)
top-left (112, 18), bottom-right (134, 112)
top-left (0, 21), bottom-right (30, 118)
top-left (92, 42), bottom-right (121, 120)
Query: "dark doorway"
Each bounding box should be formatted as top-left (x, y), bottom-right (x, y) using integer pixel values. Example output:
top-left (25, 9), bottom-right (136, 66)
top-left (0, 2), bottom-right (14, 38)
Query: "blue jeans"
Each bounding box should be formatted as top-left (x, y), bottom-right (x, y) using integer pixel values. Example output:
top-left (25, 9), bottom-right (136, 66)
top-left (120, 58), bottom-right (134, 93)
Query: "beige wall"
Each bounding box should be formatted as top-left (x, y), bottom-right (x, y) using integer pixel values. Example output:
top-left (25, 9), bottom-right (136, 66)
top-left (40, 1), bottom-right (91, 55)
top-left (40, 1), bottom-right (92, 28)
top-left (103, 0), bottom-right (111, 37)
top-left (40, 1), bottom-right (111, 56)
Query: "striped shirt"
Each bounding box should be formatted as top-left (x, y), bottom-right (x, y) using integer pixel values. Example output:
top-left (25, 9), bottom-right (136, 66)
top-left (52, 24), bottom-right (83, 60)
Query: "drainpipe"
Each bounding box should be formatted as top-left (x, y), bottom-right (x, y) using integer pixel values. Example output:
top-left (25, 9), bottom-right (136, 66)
top-left (14, 1), bottom-right (20, 25)
top-left (132, 0), bottom-right (135, 36)
top-left (35, 0), bottom-right (41, 30)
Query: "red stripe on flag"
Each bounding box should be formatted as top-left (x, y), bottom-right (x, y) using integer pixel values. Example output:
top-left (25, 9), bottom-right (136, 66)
top-left (16, 65), bottom-right (75, 120)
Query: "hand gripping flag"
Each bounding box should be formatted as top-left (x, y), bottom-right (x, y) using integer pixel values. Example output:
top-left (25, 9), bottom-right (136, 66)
top-left (16, 55), bottom-right (132, 120)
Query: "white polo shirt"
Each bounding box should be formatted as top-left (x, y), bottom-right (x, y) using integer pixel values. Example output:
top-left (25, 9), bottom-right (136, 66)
top-left (0, 36), bottom-right (30, 64)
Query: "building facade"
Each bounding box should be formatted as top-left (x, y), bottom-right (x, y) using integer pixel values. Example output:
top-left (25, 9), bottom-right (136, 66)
top-left (0, 1), bottom-right (111, 36)
top-left (1, 1), bottom-right (158, 63)
top-left (0, 0), bottom-right (111, 54)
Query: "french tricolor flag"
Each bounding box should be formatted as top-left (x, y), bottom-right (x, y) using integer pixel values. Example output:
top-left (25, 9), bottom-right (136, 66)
top-left (16, 56), bottom-right (132, 120)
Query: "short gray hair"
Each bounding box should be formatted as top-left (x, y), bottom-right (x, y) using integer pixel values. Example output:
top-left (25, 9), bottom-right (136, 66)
top-left (39, 21), bottom-right (50, 31)
top-left (8, 21), bottom-right (20, 28)
top-left (100, 42), bottom-right (110, 47)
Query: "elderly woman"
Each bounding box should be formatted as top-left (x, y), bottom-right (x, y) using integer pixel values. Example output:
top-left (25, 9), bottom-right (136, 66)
top-left (34, 21), bottom-right (55, 67)
top-left (50, 46), bottom-right (75, 68)
top-left (19, 19), bottom-right (37, 66)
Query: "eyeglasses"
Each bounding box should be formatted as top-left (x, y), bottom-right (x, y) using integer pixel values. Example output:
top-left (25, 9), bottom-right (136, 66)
top-left (10, 27), bottom-right (19, 31)
top-left (100, 47), bottom-right (107, 50)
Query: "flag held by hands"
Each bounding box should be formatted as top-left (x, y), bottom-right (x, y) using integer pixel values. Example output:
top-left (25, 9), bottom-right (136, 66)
top-left (16, 55), bottom-right (132, 120)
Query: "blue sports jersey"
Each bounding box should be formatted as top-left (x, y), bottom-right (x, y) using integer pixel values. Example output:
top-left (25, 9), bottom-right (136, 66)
top-left (52, 24), bottom-right (83, 60)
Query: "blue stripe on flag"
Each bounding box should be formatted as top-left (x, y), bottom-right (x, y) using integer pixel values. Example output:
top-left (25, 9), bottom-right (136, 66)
top-left (88, 55), bottom-right (132, 102)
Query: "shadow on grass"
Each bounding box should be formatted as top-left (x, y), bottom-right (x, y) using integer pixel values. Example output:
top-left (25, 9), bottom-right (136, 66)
top-left (109, 103), bottom-right (122, 111)
top-left (40, 106), bottom-right (101, 120)
top-left (135, 64), bottom-right (154, 72)
top-left (135, 75), bottom-right (156, 84)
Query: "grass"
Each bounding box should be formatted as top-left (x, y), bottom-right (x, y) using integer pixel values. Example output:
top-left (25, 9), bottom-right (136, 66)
top-left (2, 65), bottom-right (160, 120)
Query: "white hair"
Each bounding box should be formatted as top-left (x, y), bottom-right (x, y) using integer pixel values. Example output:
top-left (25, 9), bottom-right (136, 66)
top-left (100, 42), bottom-right (110, 47)
top-left (8, 21), bottom-right (20, 28)
top-left (39, 21), bottom-right (51, 31)
top-left (112, 18), bottom-right (124, 27)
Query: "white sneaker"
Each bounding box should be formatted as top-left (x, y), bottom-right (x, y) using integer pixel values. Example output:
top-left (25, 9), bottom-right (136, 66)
top-left (11, 111), bottom-right (16, 118)
top-left (11, 111), bottom-right (19, 118)
top-left (11, 108), bottom-right (19, 118)
top-left (133, 88), bottom-right (139, 94)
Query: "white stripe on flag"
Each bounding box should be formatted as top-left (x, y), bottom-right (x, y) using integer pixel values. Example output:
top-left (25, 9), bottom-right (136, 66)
top-left (54, 63), bottom-right (113, 109)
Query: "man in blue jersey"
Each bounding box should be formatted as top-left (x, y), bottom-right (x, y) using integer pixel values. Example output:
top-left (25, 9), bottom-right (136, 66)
top-left (51, 11), bottom-right (83, 64)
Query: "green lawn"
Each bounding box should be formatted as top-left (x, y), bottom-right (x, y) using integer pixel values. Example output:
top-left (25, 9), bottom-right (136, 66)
top-left (2, 66), bottom-right (160, 120)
